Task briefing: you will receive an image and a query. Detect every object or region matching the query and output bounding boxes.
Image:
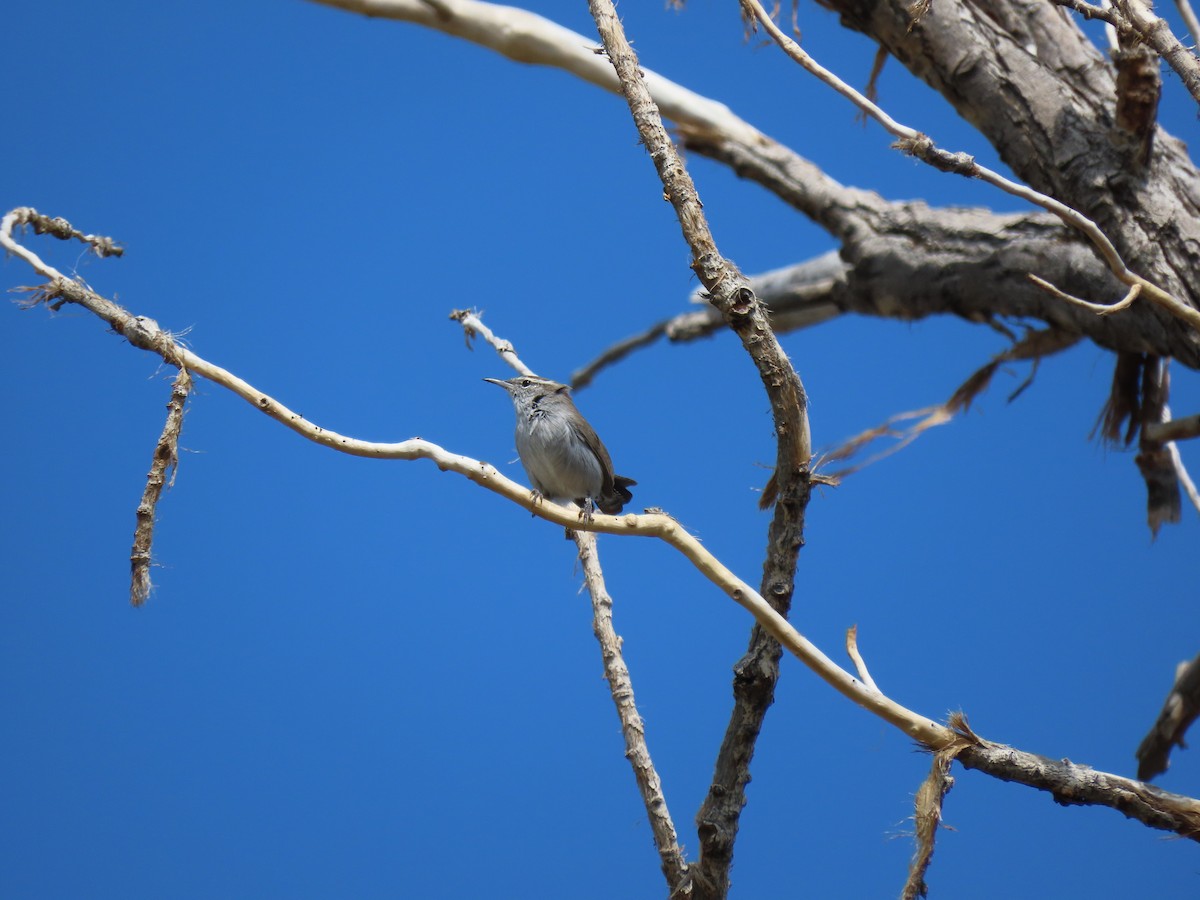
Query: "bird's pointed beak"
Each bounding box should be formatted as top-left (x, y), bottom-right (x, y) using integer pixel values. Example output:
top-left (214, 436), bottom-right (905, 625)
top-left (483, 377), bottom-right (512, 391)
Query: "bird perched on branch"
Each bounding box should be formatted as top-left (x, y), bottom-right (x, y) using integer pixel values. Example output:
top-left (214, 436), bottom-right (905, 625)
top-left (485, 375), bottom-right (636, 520)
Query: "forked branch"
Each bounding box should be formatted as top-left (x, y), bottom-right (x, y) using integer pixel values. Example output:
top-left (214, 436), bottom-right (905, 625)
top-left (8, 209), bottom-right (1200, 854)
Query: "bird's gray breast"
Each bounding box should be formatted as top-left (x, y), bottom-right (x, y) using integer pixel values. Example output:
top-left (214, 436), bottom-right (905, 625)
top-left (515, 409), bottom-right (603, 501)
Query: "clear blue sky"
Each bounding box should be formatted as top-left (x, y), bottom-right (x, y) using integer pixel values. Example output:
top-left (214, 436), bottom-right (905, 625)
top-left (4, 2), bottom-right (1199, 897)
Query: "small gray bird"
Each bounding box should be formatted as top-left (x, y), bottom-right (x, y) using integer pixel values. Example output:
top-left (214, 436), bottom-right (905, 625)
top-left (485, 375), bottom-right (636, 518)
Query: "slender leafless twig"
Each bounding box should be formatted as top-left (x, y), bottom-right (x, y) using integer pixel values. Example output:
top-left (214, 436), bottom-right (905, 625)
top-left (570, 319), bottom-right (669, 390)
top-left (449, 308), bottom-right (535, 376)
top-left (846, 625), bottom-right (879, 693)
top-left (824, 328), bottom-right (1080, 479)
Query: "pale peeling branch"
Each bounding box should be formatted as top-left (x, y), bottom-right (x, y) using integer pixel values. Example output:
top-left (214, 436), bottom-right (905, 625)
top-left (36, 292), bottom-right (945, 744)
top-left (675, 138), bottom-right (1200, 364)
top-left (9, 209), bottom-right (1200, 843)
top-left (311, 0), bottom-right (1200, 344)
top-left (588, 0), bottom-right (811, 481)
top-left (1169, 441), bottom-right (1200, 519)
top-left (4, 208), bottom-right (124, 260)
top-left (1028, 275), bottom-right (1140, 315)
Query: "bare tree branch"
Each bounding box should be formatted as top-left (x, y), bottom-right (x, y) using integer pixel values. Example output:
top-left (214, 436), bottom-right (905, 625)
top-left (1144, 413), bottom-right (1200, 442)
top-left (308, 0), bottom-right (1200, 365)
top-left (1174, 0), bottom-right (1200, 49)
top-left (676, 136), bottom-right (1200, 365)
top-left (448, 308), bottom-right (535, 376)
top-left (569, 319), bottom-right (670, 391)
top-left (1115, 0), bottom-right (1200, 106)
top-left (958, 741), bottom-right (1200, 837)
top-left (585, 4), bottom-right (816, 894)
top-left (1168, 441), bottom-right (1200, 518)
top-left (131, 368), bottom-right (192, 607)
top-left (845, 626), bottom-right (879, 693)
top-left (2, 208), bottom-right (947, 739)
top-left (305, 0), bottom-right (765, 144)
top-left (1054, 0), bottom-right (1200, 106)
top-left (1137, 653), bottom-right (1200, 781)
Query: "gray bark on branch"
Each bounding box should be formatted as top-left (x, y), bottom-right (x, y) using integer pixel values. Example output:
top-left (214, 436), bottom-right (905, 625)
top-left (680, 134), bottom-right (1200, 366)
top-left (821, 0), bottom-right (1200, 334)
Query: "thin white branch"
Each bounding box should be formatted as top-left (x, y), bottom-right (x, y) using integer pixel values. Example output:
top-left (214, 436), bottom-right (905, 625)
top-left (575, 531), bottom-right (690, 890)
top-left (846, 625), bottom-right (880, 693)
top-left (1, 207), bottom-right (949, 750)
top-left (305, 0), bottom-right (767, 146)
top-left (1168, 441), bottom-right (1200, 519)
top-left (450, 309), bottom-right (535, 376)
top-left (1176, 0), bottom-right (1200, 46)
top-left (1029, 275), bottom-right (1141, 315)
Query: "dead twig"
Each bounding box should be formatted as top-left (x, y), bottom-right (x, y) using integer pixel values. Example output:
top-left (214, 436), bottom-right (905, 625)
top-left (1137, 653), bottom-right (1200, 781)
top-left (130, 369), bottom-right (192, 606)
top-left (741, 0), bottom-right (1200, 332)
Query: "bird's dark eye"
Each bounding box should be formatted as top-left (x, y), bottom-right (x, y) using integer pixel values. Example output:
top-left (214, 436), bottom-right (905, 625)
top-left (520, 379), bottom-right (531, 387)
